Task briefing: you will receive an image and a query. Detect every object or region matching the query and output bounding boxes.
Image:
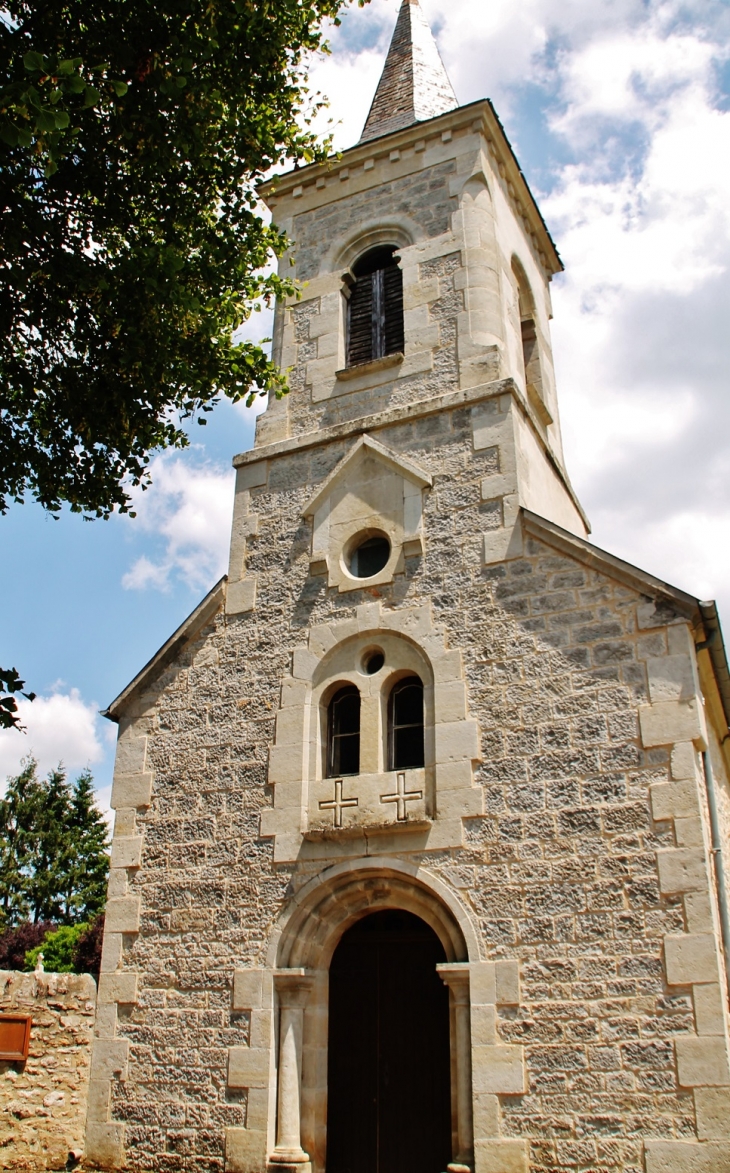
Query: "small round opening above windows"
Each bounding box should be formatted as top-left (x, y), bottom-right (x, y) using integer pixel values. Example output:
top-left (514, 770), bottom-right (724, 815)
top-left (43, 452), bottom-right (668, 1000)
top-left (361, 649), bottom-right (385, 676)
top-left (347, 533), bottom-right (391, 579)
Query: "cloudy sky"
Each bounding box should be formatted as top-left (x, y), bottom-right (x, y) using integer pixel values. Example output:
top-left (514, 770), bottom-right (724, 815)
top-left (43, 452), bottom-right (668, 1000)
top-left (1, 0), bottom-right (729, 810)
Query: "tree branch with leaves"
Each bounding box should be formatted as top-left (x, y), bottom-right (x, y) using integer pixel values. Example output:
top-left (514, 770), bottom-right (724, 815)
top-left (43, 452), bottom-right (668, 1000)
top-left (1, 0), bottom-right (366, 518)
top-left (0, 666), bottom-right (35, 731)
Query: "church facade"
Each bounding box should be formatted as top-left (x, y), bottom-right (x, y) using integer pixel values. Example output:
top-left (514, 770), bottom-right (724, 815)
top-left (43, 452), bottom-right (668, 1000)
top-left (86, 4), bottom-right (730, 1172)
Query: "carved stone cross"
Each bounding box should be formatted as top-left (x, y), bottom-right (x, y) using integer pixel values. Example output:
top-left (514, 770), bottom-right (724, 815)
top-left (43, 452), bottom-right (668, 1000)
top-left (380, 772), bottom-right (423, 821)
top-left (319, 779), bottom-right (359, 828)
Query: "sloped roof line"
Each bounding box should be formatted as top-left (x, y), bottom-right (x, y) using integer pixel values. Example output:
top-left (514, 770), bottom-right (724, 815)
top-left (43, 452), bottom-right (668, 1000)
top-left (524, 509), bottom-right (730, 735)
top-left (360, 0), bottom-right (458, 144)
top-left (522, 511), bottom-right (699, 612)
top-left (103, 577), bottom-right (227, 722)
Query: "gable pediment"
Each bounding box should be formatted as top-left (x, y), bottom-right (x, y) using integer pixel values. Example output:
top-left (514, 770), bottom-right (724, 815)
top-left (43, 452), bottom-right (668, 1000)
top-left (303, 434), bottom-right (432, 519)
top-left (303, 434), bottom-right (432, 593)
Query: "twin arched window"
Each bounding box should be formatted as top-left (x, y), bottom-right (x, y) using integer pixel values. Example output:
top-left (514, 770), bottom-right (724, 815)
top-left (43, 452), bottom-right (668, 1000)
top-left (347, 246), bottom-right (405, 368)
top-left (326, 677), bottom-right (424, 777)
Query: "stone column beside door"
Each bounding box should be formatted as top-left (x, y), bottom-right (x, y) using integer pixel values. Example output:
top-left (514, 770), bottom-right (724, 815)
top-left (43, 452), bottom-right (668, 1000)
top-left (438, 962), bottom-right (474, 1171)
top-left (269, 969), bottom-right (315, 1173)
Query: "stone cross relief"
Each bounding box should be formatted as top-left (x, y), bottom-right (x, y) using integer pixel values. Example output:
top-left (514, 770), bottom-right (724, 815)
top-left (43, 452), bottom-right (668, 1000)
top-left (319, 779), bottom-right (359, 828)
top-left (318, 772), bottom-right (424, 828)
top-left (380, 772), bottom-right (423, 821)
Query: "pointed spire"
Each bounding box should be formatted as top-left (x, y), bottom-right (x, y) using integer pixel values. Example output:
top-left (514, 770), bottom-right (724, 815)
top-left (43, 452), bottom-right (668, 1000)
top-left (360, 0), bottom-right (458, 143)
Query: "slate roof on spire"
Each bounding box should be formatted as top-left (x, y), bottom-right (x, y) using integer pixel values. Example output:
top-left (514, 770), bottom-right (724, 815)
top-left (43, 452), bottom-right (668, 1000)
top-left (360, 0), bottom-right (458, 143)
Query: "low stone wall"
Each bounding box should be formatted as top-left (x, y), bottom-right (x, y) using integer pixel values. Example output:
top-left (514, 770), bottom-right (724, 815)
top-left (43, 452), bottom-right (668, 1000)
top-left (0, 971), bottom-right (96, 1170)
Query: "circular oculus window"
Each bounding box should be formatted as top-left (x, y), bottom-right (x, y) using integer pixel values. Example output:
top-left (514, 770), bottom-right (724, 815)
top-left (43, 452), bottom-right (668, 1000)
top-left (361, 650), bottom-right (385, 676)
top-left (347, 534), bottom-right (391, 579)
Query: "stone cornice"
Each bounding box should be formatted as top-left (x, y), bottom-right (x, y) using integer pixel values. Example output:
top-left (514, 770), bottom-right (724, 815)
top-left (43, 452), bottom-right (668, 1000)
top-left (260, 99), bottom-right (563, 278)
top-left (233, 378), bottom-right (590, 533)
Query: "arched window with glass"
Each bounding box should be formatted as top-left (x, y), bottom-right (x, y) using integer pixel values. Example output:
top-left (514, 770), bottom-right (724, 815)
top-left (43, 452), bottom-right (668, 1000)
top-left (388, 676), bottom-right (425, 771)
top-left (346, 246), bottom-right (404, 368)
top-left (327, 686), bottom-right (361, 777)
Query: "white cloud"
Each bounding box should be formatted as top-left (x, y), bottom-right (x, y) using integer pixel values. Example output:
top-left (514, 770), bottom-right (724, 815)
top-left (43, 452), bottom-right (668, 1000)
top-left (0, 687), bottom-right (105, 789)
top-left (542, 26), bottom-right (730, 618)
top-left (122, 454), bottom-right (234, 593)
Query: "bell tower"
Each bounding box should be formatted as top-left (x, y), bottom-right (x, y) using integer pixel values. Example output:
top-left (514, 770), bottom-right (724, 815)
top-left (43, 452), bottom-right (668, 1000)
top-left (235, 0), bottom-right (588, 608)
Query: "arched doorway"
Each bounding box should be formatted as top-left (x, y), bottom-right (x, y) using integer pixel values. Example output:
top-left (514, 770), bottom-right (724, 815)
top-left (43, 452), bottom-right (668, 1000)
top-left (326, 909), bottom-right (452, 1173)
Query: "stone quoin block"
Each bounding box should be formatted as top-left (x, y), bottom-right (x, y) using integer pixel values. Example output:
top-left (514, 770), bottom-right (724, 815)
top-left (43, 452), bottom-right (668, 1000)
top-left (474, 1139), bottom-right (529, 1173)
top-left (472, 1045), bottom-right (527, 1095)
top-left (103, 896), bottom-right (141, 934)
top-left (85, 1123), bottom-right (125, 1169)
top-left (695, 1087), bottom-right (730, 1139)
top-left (645, 1140), bottom-right (730, 1172)
top-left (89, 1038), bottom-right (130, 1083)
top-left (675, 1036), bottom-right (730, 1088)
top-left (657, 848), bottom-right (709, 895)
top-left (225, 1127), bottom-right (269, 1173)
top-left (110, 772), bottom-right (153, 810)
top-left (665, 934), bottom-right (720, 986)
top-left (639, 697), bottom-right (707, 748)
top-left (98, 972), bottom-right (139, 1006)
top-left (228, 1046), bottom-right (271, 1089)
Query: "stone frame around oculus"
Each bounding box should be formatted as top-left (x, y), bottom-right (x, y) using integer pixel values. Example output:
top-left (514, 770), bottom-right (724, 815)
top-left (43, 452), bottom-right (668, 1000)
top-left (260, 600), bottom-right (484, 863)
top-left (302, 434), bottom-right (431, 592)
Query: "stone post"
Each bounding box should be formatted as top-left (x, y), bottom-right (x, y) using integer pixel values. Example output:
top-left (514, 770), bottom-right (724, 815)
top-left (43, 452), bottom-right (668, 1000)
top-left (438, 963), bottom-right (474, 1171)
top-left (269, 969), bottom-right (314, 1172)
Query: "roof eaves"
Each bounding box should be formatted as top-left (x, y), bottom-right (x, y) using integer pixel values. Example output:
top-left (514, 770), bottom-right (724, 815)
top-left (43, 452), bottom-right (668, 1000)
top-left (102, 577), bottom-right (227, 722)
top-left (260, 99), bottom-right (563, 277)
top-left (522, 511), bottom-right (699, 614)
top-left (699, 600), bottom-right (730, 738)
top-left (482, 100), bottom-right (564, 275)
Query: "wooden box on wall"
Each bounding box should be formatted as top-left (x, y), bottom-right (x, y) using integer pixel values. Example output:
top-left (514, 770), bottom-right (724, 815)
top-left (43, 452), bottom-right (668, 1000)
top-left (0, 1014), bottom-right (32, 1061)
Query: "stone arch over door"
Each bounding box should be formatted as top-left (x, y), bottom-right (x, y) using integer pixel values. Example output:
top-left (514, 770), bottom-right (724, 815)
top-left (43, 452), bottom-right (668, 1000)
top-left (269, 859), bottom-right (479, 1173)
top-left (227, 861), bottom-right (527, 1173)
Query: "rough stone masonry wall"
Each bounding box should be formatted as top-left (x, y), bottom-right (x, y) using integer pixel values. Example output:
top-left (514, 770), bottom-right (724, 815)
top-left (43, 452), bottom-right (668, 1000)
top-left (0, 971), bottom-right (96, 1170)
top-left (93, 398), bottom-right (730, 1173)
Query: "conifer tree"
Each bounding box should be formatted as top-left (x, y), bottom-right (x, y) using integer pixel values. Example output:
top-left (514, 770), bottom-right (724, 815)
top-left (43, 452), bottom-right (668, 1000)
top-left (64, 769), bottom-right (110, 921)
top-left (0, 758), bottom-right (109, 927)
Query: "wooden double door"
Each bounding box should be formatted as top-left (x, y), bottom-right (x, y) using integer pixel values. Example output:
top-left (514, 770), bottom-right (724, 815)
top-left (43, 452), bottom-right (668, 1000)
top-left (326, 910), bottom-right (452, 1173)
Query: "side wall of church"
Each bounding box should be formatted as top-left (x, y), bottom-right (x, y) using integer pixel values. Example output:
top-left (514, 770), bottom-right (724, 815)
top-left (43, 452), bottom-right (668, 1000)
top-left (88, 397), bottom-right (730, 1173)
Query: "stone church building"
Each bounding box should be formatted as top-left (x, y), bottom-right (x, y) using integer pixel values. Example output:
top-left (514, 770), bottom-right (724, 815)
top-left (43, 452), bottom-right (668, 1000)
top-left (86, 3), bottom-right (730, 1171)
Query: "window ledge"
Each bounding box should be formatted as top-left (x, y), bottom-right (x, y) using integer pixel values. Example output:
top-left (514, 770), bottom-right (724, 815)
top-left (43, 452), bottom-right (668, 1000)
top-left (304, 817), bottom-right (432, 843)
top-left (336, 352), bottom-right (404, 382)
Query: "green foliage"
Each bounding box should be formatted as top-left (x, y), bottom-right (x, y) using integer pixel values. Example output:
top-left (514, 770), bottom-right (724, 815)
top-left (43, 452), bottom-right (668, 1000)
top-left (0, 666), bottom-right (35, 731)
top-left (25, 921), bottom-right (88, 973)
top-left (0, 919), bottom-right (55, 968)
top-left (71, 912), bottom-right (104, 978)
top-left (0, 0), bottom-right (366, 518)
top-left (0, 758), bottom-right (109, 927)
top-left (0, 50), bottom-right (127, 176)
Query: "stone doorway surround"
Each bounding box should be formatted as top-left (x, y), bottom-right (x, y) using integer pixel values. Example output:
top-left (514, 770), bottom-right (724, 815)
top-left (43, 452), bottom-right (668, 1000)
top-left (224, 859), bottom-right (528, 1173)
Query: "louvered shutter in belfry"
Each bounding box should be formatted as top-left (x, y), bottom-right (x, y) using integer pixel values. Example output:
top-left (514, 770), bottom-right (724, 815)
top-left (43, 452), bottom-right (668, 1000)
top-left (383, 265), bottom-right (404, 356)
top-left (348, 275), bottom-right (374, 366)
